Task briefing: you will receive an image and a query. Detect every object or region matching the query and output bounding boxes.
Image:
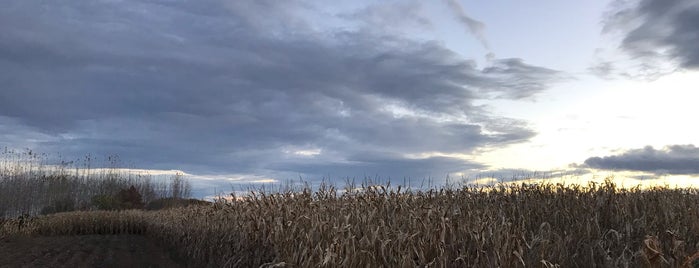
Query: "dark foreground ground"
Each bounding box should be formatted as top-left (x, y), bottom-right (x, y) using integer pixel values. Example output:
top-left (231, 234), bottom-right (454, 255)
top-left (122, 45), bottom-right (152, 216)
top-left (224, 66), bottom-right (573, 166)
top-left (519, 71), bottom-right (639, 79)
top-left (0, 235), bottom-right (185, 268)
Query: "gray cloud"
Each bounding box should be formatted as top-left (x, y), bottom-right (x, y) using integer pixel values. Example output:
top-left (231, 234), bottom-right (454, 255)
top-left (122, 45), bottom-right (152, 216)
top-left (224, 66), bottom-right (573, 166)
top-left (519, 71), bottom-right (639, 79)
top-left (0, 0), bottom-right (562, 181)
top-left (270, 153), bottom-right (484, 182)
top-left (443, 0), bottom-right (489, 50)
top-left (584, 145), bottom-right (699, 175)
top-left (587, 61), bottom-right (616, 80)
top-left (344, 1), bottom-right (433, 33)
top-left (598, 0), bottom-right (699, 79)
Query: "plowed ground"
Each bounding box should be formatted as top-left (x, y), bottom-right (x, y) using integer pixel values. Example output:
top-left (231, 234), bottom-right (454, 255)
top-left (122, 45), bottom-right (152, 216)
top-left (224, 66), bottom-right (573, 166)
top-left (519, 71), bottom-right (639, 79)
top-left (0, 235), bottom-right (185, 268)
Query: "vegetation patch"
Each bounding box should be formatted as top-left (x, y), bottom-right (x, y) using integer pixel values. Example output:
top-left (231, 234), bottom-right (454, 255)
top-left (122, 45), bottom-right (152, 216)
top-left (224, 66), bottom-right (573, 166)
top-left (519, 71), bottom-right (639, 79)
top-left (3, 180), bottom-right (699, 267)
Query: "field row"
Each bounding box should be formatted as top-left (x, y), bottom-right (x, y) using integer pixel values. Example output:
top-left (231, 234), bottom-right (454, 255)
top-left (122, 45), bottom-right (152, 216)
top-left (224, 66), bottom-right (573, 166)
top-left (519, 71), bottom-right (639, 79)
top-left (3, 181), bottom-right (699, 267)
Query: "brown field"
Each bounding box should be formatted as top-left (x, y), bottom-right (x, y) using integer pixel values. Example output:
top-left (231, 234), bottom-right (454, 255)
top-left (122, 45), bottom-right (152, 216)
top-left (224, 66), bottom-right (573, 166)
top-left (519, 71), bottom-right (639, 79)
top-left (3, 180), bottom-right (699, 267)
top-left (0, 235), bottom-right (183, 268)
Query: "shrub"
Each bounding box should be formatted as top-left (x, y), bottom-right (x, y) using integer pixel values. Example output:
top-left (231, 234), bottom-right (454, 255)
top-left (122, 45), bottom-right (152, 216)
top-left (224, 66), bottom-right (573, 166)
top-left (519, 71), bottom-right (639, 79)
top-left (40, 197), bottom-right (75, 215)
top-left (91, 194), bottom-right (122, 210)
top-left (117, 185), bottom-right (145, 209)
top-left (91, 185), bottom-right (145, 210)
top-left (144, 197), bottom-right (209, 210)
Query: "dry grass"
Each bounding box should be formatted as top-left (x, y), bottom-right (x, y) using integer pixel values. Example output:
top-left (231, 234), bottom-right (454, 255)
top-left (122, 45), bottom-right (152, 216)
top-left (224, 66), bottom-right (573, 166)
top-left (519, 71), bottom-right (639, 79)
top-left (3, 179), bottom-right (699, 267)
top-left (0, 150), bottom-right (192, 218)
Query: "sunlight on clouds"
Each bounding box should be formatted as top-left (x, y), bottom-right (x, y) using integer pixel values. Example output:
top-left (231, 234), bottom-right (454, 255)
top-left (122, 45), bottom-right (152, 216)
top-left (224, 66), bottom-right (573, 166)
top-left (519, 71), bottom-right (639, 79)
top-left (379, 101), bottom-right (466, 123)
top-left (574, 72), bottom-right (699, 149)
top-left (282, 146), bottom-right (322, 158)
top-left (246, 179), bottom-right (279, 183)
top-left (97, 168), bottom-right (186, 176)
top-left (580, 173), bottom-right (699, 189)
top-left (293, 149), bottom-right (322, 157)
top-left (477, 71), bottom-right (699, 172)
top-left (175, 173), bottom-right (281, 189)
top-left (470, 177), bottom-right (499, 185)
top-left (403, 152), bottom-right (471, 160)
top-left (226, 175), bottom-right (279, 184)
top-left (471, 170), bottom-right (699, 190)
top-left (382, 103), bottom-right (418, 119)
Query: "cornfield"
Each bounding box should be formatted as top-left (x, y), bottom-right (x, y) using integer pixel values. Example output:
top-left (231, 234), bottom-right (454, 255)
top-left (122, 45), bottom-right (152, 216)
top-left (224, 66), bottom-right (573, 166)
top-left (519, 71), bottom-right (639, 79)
top-left (3, 180), bottom-right (699, 267)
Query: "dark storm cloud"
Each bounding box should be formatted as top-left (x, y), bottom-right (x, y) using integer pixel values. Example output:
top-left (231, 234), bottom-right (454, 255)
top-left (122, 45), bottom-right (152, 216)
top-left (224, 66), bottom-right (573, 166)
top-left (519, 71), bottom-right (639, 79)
top-left (0, 0), bottom-right (563, 179)
top-left (598, 0), bottom-right (699, 78)
top-left (584, 145), bottom-right (699, 175)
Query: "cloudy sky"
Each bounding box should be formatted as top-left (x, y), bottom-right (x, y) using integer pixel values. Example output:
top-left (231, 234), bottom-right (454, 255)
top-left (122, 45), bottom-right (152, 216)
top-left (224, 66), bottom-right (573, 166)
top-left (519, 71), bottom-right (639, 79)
top-left (2, 0), bottom-right (698, 196)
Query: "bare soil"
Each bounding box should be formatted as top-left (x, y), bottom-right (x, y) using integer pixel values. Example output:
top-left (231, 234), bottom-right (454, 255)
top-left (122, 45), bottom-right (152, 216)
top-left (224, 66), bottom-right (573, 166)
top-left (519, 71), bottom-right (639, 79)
top-left (0, 235), bottom-right (186, 268)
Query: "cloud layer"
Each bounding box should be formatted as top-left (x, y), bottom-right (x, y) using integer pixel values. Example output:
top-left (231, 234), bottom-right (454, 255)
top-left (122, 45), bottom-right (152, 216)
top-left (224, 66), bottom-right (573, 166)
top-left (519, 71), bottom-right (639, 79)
top-left (597, 0), bottom-right (699, 79)
top-left (0, 0), bottom-right (563, 180)
top-left (584, 145), bottom-right (699, 175)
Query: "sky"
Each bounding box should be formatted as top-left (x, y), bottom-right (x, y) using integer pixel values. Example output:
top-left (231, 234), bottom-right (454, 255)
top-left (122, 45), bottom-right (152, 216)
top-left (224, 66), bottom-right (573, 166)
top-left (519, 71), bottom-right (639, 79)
top-left (1, 0), bottom-right (699, 197)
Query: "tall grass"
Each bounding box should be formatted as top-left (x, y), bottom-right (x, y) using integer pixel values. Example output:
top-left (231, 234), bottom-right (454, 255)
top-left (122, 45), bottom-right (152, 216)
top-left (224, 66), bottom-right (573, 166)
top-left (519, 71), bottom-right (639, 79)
top-left (3, 180), bottom-right (699, 267)
top-left (0, 149), bottom-right (190, 217)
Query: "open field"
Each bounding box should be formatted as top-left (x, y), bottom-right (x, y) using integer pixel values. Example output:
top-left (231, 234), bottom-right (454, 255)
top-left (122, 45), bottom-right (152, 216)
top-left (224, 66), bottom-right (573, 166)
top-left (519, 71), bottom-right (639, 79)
top-left (4, 1), bottom-right (699, 267)
top-left (3, 180), bottom-right (699, 267)
top-left (0, 235), bottom-right (182, 268)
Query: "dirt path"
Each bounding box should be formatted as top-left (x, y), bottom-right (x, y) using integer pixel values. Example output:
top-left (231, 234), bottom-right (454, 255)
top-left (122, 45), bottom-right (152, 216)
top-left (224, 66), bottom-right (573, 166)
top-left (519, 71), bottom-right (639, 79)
top-left (0, 235), bottom-right (185, 268)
